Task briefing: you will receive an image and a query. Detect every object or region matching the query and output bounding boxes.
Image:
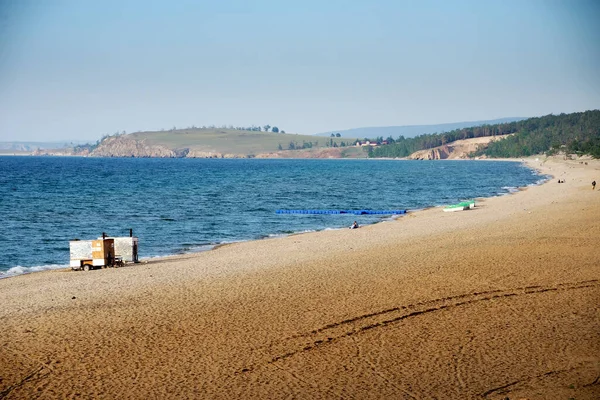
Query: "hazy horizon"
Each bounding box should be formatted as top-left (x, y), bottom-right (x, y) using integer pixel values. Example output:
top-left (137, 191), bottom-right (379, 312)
top-left (1, 0), bottom-right (599, 142)
top-left (0, 115), bottom-right (530, 144)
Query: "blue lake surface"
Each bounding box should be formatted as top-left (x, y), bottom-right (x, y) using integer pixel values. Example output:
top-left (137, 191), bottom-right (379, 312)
top-left (0, 156), bottom-right (545, 277)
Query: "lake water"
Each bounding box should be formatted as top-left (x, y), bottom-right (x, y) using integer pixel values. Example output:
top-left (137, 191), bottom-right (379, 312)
top-left (0, 156), bottom-right (545, 277)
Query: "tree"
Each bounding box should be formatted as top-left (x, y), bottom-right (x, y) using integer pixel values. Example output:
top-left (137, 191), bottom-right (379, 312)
top-left (264, 125), bottom-right (271, 132)
top-left (272, 126), bottom-right (279, 133)
top-left (331, 133), bottom-right (335, 137)
top-left (336, 133), bottom-right (341, 137)
top-left (366, 110), bottom-right (600, 159)
top-left (278, 143), bottom-right (283, 150)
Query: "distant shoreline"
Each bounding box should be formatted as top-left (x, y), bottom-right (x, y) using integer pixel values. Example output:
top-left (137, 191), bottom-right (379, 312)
top-left (0, 152), bottom-right (533, 161)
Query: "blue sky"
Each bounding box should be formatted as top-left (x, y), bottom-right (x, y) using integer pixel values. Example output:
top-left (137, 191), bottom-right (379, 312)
top-left (0, 0), bottom-right (599, 141)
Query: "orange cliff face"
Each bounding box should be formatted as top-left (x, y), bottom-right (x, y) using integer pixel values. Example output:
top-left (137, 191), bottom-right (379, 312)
top-left (407, 135), bottom-right (511, 160)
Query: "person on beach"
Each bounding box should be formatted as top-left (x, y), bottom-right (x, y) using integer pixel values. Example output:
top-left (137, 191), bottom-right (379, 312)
top-left (593, 181), bottom-right (596, 190)
top-left (350, 221), bottom-right (359, 229)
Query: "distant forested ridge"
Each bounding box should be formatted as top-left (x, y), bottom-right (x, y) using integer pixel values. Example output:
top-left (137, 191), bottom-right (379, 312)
top-left (315, 117), bottom-right (525, 138)
top-left (369, 110), bottom-right (600, 159)
top-left (472, 110), bottom-right (600, 158)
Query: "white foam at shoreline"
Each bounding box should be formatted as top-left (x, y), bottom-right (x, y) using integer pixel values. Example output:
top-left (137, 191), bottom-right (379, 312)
top-left (0, 263), bottom-right (69, 279)
top-left (502, 186), bottom-right (520, 193)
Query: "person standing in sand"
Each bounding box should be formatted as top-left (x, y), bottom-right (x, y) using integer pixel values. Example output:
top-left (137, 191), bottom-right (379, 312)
top-left (593, 180), bottom-right (596, 190)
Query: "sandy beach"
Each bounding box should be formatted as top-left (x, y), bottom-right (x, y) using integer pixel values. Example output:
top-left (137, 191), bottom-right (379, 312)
top-left (1, 156), bottom-right (598, 399)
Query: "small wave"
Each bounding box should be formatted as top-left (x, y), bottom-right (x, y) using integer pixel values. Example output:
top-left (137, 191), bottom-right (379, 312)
top-left (265, 233), bottom-right (288, 239)
top-left (532, 175), bottom-right (552, 186)
top-left (501, 186), bottom-right (520, 193)
top-left (277, 230), bottom-right (297, 235)
top-left (176, 243), bottom-right (216, 254)
top-left (291, 229), bottom-right (318, 234)
top-left (52, 246), bottom-right (69, 252)
top-left (267, 229), bottom-right (317, 238)
top-left (275, 229), bottom-right (316, 235)
top-left (0, 263), bottom-right (68, 279)
top-left (380, 215), bottom-right (402, 222)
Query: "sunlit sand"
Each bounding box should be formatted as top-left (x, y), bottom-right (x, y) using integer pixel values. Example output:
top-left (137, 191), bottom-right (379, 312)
top-left (1, 156), bottom-right (598, 399)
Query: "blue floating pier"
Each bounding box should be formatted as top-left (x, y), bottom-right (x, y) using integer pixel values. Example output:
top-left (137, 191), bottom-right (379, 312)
top-left (276, 209), bottom-right (407, 215)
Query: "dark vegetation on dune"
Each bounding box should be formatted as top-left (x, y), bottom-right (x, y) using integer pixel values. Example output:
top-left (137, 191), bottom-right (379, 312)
top-left (368, 110), bottom-right (600, 159)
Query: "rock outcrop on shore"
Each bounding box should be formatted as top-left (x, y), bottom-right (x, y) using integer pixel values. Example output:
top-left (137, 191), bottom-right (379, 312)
top-left (407, 136), bottom-right (509, 160)
top-left (86, 136), bottom-right (248, 158)
top-left (91, 136), bottom-right (182, 158)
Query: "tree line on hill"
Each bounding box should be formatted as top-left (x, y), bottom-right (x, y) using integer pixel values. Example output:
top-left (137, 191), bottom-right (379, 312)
top-left (167, 124), bottom-right (285, 133)
top-left (278, 138), bottom-right (351, 151)
top-left (367, 110), bottom-right (600, 158)
top-left (472, 110), bottom-right (600, 158)
top-left (72, 124), bottom-right (288, 154)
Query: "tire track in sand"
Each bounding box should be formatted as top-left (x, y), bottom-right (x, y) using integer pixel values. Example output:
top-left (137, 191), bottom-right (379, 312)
top-left (238, 279), bottom-right (599, 375)
top-left (480, 361), bottom-right (599, 398)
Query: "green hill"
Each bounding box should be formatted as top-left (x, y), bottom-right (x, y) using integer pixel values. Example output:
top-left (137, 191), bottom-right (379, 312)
top-left (82, 128), bottom-right (358, 158)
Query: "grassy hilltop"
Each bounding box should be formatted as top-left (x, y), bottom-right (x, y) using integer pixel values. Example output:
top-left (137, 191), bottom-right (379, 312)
top-left (85, 128), bottom-right (361, 158)
top-left (132, 129), bottom-right (348, 154)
